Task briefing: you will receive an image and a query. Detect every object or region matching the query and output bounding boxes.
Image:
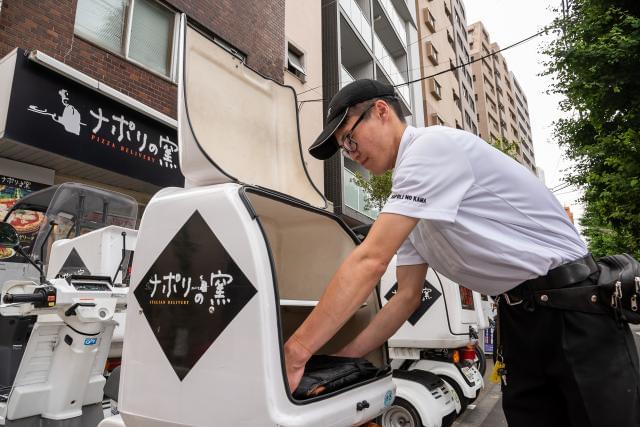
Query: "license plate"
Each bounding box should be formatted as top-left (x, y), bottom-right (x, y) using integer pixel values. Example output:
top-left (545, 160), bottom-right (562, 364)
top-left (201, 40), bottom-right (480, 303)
top-left (460, 366), bottom-right (476, 383)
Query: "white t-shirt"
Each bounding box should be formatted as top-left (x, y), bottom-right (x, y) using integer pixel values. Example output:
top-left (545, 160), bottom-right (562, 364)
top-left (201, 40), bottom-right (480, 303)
top-left (381, 126), bottom-right (587, 295)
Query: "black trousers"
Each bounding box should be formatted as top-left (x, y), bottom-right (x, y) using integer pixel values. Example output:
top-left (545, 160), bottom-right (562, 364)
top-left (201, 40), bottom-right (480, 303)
top-left (499, 281), bottom-right (640, 427)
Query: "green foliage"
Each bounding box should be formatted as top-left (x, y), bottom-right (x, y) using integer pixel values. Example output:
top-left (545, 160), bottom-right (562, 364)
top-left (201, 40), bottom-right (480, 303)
top-left (351, 170), bottom-right (393, 212)
top-left (542, 0), bottom-right (640, 258)
top-left (491, 137), bottom-right (520, 160)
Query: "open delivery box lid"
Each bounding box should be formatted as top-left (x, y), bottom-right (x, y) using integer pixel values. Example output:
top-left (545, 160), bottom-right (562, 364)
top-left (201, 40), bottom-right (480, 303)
top-left (178, 20), bottom-right (326, 208)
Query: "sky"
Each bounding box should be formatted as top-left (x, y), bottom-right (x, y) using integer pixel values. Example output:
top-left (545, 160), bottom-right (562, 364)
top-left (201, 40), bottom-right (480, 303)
top-left (464, 0), bottom-right (585, 232)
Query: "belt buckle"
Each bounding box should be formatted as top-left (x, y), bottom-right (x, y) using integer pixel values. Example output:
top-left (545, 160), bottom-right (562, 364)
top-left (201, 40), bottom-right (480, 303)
top-left (503, 293), bottom-right (523, 306)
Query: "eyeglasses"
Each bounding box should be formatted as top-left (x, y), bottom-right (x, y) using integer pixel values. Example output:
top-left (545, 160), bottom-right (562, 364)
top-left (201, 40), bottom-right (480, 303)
top-left (339, 104), bottom-right (374, 157)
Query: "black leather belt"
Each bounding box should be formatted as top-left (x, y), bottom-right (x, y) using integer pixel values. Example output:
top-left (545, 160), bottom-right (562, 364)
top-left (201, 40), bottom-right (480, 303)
top-left (503, 254), bottom-right (599, 307)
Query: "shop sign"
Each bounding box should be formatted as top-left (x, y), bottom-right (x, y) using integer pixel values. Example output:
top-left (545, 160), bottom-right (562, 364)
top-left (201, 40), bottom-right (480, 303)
top-left (3, 50), bottom-right (183, 187)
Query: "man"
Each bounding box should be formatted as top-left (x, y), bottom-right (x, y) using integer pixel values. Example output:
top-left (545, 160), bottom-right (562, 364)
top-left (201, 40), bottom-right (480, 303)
top-left (284, 79), bottom-right (639, 426)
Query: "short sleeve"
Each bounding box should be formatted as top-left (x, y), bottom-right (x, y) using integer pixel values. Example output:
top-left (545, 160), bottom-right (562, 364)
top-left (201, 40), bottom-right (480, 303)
top-left (381, 133), bottom-right (474, 222)
top-left (397, 237), bottom-right (426, 266)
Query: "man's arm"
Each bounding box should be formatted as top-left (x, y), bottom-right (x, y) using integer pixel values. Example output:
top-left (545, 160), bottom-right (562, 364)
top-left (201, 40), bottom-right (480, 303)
top-left (335, 263), bottom-right (428, 358)
top-left (284, 213), bottom-right (419, 392)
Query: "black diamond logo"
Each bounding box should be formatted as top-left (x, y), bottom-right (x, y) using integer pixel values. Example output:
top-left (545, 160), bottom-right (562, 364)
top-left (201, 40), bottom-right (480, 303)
top-left (134, 211), bottom-right (257, 380)
top-left (56, 248), bottom-right (91, 278)
top-left (384, 280), bottom-right (441, 325)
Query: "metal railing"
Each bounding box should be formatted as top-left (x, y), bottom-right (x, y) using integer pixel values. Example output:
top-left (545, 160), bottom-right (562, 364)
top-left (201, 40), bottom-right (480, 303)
top-left (379, 0), bottom-right (407, 47)
top-left (340, 0), bottom-right (373, 50)
top-left (373, 34), bottom-right (410, 103)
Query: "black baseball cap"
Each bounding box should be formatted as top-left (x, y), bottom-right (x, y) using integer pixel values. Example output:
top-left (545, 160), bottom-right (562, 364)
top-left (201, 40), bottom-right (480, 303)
top-left (309, 79), bottom-right (396, 160)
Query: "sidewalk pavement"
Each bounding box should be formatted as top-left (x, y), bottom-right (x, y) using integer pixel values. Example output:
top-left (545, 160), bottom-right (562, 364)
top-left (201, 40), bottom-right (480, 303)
top-left (453, 360), bottom-right (506, 427)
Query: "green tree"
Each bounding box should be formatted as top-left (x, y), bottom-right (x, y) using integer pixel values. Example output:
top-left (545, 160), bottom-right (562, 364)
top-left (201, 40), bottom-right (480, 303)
top-left (542, 0), bottom-right (640, 258)
top-left (351, 170), bottom-right (393, 212)
top-left (491, 137), bottom-right (520, 160)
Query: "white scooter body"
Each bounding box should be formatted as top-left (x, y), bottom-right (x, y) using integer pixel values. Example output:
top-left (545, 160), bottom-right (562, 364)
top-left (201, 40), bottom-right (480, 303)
top-left (102, 16), bottom-right (395, 427)
top-left (47, 225), bottom-right (138, 360)
top-left (380, 257), bottom-right (484, 420)
top-left (0, 274), bottom-right (127, 425)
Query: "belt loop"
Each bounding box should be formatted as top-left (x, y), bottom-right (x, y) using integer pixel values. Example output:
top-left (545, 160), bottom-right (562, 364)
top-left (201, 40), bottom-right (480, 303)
top-left (522, 281), bottom-right (536, 312)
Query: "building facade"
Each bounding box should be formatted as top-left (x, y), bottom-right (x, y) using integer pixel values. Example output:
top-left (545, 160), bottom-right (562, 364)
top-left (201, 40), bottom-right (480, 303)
top-left (320, 0), bottom-right (425, 226)
top-left (413, 0), bottom-right (478, 134)
top-left (467, 21), bottom-right (536, 172)
top-left (0, 0), bottom-right (287, 210)
top-left (284, 0), bottom-right (325, 196)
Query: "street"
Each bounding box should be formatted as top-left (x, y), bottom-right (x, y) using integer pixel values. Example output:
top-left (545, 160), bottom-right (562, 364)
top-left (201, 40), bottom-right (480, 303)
top-left (454, 324), bottom-right (640, 426)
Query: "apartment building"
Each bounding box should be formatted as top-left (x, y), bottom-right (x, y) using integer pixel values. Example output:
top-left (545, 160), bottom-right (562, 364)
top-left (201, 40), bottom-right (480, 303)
top-left (467, 21), bottom-right (536, 172)
top-left (0, 0), bottom-right (286, 209)
top-left (414, 0), bottom-right (478, 134)
top-left (320, 0), bottom-right (425, 226)
top-left (450, 0), bottom-right (478, 135)
top-left (284, 0), bottom-right (325, 194)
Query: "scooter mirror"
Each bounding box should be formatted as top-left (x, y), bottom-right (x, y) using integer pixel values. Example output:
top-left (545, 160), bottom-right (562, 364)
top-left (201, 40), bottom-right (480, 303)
top-left (0, 222), bottom-right (20, 248)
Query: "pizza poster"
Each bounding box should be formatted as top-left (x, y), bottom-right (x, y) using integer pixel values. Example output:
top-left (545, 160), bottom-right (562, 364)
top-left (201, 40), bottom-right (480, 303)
top-left (0, 175), bottom-right (49, 263)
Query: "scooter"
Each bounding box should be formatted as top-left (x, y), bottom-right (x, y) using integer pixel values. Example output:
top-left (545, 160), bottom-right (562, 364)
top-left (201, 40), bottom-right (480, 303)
top-left (99, 15), bottom-right (395, 427)
top-left (0, 183), bottom-right (138, 426)
top-left (380, 256), bottom-right (484, 423)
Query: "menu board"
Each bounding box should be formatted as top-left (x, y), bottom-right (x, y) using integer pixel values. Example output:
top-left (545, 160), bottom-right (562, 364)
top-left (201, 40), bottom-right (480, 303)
top-left (0, 175), bottom-right (49, 263)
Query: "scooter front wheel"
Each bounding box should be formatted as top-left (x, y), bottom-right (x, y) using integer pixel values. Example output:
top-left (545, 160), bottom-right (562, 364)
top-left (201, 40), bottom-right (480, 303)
top-left (379, 397), bottom-right (423, 427)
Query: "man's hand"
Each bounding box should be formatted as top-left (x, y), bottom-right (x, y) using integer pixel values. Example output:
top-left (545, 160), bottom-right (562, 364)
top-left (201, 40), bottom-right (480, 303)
top-left (284, 334), bottom-right (312, 393)
top-left (282, 213), bottom-right (418, 392)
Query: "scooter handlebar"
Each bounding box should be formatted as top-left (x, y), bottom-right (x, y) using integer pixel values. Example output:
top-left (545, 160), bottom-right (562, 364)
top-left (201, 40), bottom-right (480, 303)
top-left (3, 292), bottom-right (46, 304)
top-left (2, 286), bottom-right (56, 308)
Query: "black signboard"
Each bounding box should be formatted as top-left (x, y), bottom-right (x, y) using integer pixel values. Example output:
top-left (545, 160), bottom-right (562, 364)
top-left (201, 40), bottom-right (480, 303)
top-left (384, 280), bottom-right (442, 326)
top-left (135, 211), bottom-right (257, 380)
top-left (4, 50), bottom-right (183, 187)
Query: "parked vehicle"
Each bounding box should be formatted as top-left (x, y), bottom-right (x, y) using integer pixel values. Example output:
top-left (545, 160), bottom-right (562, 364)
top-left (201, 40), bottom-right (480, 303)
top-left (0, 183), bottom-right (137, 426)
top-left (100, 16), bottom-right (394, 427)
top-left (380, 256), bottom-right (484, 420)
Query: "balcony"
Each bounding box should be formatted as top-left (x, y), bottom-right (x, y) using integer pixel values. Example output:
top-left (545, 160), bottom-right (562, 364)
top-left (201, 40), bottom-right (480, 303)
top-left (341, 66), bottom-right (355, 88)
top-left (343, 168), bottom-right (380, 219)
top-left (378, 0), bottom-right (407, 47)
top-left (340, 0), bottom-right (373, 50)
top-left (373, 34), bottom-right (410, 103)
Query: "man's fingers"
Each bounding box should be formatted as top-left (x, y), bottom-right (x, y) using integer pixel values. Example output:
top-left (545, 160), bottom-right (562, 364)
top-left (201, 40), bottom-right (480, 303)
top-left (287, 365), bottom-right (304, 394)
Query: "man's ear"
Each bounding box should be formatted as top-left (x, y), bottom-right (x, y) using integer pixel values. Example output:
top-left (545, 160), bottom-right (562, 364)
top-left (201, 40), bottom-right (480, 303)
top-left (375, 99), bottom-right (389, 122)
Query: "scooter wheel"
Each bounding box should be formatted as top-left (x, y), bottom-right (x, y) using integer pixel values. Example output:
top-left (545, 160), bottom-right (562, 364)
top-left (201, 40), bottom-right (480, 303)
top-left (440, 376), bottom-right (469, 415)
top-left (378, 397), bottom-right (423, 427)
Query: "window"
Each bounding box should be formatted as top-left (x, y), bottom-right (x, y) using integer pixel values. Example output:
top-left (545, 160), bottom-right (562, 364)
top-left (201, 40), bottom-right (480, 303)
top-left (74, 0), bottom-right (177, 79)
top-left (424, 8), bottom-right (436, 32)
top-left (286, 42), bottom-right (306, 82)
top-left (429, 78), bottom-right (442, 100)
top-left (426, 41), bottom-right (438, 65)
top-left (430, 113), bottom-right (445, 126)
top-left (447, 29), bottom-right (454, 47)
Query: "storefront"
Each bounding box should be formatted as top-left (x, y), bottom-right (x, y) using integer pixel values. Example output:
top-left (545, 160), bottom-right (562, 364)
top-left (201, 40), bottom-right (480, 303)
top-left (0, 48), bottom-right (183, 214)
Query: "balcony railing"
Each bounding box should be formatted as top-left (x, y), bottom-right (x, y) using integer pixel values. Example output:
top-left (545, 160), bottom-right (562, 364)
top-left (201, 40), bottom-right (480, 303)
top-left (341, 66), bottom-right (355, 88)
top-left (379, 0), bottom-right (407, 47)
top-left (343, 168), bottom-right (380, 219)
top-left (340, 0), bottom-right (373, 50)
top-left (373, 34), bottom-right (410, 103)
